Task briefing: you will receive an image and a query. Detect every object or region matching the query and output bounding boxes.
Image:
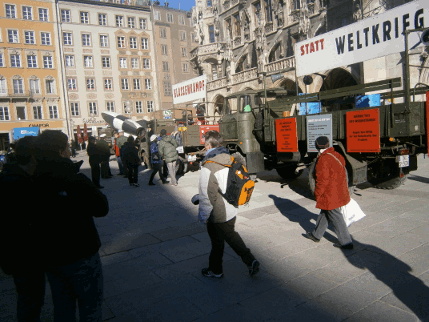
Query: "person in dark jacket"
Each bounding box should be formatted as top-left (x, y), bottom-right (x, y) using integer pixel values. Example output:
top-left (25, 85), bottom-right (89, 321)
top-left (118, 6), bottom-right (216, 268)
top-left (0, 136), bottom-right (46, 322)
top-left (87, 136), bottom-right (104, 188)
top-left (121, 135), bottom-right (141, 187)
top-left (33, 130), bottom-right (109, 321)
top-left (98, 134), bottom-right (112, 179)
top-left (148, 134), bottom-right (167, 185)
top-left (158, 129), bottom-right (179, 186)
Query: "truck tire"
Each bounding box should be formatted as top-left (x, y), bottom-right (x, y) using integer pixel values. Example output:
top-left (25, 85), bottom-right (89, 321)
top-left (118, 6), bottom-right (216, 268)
top-left (373, 176), bottom-right (407, 189)
top-left (276, 165), bottom-right (303, 180)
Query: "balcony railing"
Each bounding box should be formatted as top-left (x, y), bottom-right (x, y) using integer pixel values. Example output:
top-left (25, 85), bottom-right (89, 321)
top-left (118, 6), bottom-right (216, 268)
top-left (231, 67), bottom-right (258, 85)
top-left (0, 91), bottom-right (34, 100)
top-left (193, 43), bottom-right (224, 57)
top-left (207, 77), bottom-right (228, 91)
top-left (265, 57), bottom-right (295, 74)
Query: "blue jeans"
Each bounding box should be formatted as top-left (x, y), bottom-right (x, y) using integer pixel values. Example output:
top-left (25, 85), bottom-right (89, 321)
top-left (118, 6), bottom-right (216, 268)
top-left (46, 252), bottom-right (103, 322)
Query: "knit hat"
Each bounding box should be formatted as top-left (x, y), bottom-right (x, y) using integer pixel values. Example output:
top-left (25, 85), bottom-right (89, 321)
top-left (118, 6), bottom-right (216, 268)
top-left (160, 129), bottom-right (167, 136)
top-left (315, 136), bottom-right (330, 150)
top-left (150, 134), bottom-right (157, 142)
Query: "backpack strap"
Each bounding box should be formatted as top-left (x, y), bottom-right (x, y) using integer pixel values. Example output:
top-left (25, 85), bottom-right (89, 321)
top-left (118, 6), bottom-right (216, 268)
top-left (203, 156), bottom-right (234, 168)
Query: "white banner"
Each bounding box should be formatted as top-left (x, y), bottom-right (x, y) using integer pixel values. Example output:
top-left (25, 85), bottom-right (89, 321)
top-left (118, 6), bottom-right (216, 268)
top-left (172, 75), bottom-right (207, 104)
top-left (295, 0), bottom-right (428, 77)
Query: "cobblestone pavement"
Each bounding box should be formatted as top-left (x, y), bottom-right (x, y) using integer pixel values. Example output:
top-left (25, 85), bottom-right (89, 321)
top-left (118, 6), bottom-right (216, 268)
top-left (1, 152), bottom-right (429, 321)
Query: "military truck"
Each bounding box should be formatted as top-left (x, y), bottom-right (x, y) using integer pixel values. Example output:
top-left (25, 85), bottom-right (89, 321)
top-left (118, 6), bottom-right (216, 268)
top-left (219, 78), bottom-right (428, 189)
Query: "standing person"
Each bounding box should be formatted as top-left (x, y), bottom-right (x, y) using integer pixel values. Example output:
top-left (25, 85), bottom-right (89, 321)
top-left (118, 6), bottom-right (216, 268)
top-left (98, 134), bottom-right (112, 179)
top-left (158, 129), bottom-right (179, 186)
top-left (33, 130), bottom-right (109, 322)
top-left (148, 134), bottom-right (167, 185)
top-left (115, 130), bottom-right (128, 177)
top-left (0, 136), bottom-right (46, 322)
top-left (121, 135), bottom-right (141, 187)
top-left (113, 132), bottom-right (124, 175)
top-left (302, 136), bottom-right (353, 249)
top-left (198, 130), bottom-right (260, 278)
top-left (87, 136), bottom-right (104, 189)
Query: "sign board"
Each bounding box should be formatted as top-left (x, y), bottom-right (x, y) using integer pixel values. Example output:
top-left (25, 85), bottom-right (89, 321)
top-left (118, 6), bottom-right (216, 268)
top-left (306, 114), bottom-right (332, 153)
top-left (346, 108), bottom-right (380, 152)
top-left (275, 118), bottom-right (298, 152)
top-left (172, 75), bottom-right (207, 104)
top-left (13, 127), bottom-right (40, 140)
top-left (295, 0), bottom-right (428, 76)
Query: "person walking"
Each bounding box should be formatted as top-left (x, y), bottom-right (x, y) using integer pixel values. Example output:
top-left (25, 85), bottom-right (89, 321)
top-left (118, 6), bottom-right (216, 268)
top-left (302, 136), bottom-right (354, 249)
top-left (33, 130), bottom-right (109, 321)
top-left (98, 134), bottom-right (112, 179)
top-left (198, 130), bottom-right (260, 278)
top-left (158, 129), bottom-right (179, 186)
top-left (148, 134), bottom-right (167, 185)
top-left (121, 135), bottom-right (141, 187)
top-left (87, 136), bottom-right (104, 188)
top-left (113, 132), bottom-right (125, 175)
top-left (115, 130), bottom-right (128, 177)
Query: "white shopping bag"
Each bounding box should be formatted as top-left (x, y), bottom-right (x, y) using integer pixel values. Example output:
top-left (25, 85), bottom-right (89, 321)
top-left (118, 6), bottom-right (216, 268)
top-left (340, 198), bottom-right (366, 227)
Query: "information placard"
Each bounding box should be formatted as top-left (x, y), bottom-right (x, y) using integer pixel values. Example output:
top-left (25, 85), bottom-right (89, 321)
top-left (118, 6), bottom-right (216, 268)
top-left (306, 114), bottom-right (332, 153)
top-left (346, 108), bottom-right (380, 152)
top-left (275, 118), bottom-right (298, 152)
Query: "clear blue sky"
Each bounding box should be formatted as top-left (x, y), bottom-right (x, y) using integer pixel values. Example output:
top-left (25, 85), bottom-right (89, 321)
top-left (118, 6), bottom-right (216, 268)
top-left (164, 0), bottom-right (195, 11)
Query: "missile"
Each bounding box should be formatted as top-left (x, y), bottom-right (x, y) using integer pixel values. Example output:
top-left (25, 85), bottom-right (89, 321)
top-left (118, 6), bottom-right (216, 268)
top-left (101, 112), bottom-right (147, 136)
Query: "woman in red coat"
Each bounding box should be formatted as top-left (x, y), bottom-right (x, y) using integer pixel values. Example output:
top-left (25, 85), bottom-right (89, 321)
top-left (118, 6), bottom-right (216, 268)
top-left (303, 136), bottom-right (353, 249)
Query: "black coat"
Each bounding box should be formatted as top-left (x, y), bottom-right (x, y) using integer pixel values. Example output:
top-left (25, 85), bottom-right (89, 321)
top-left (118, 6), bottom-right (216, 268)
top-left (121, 142), bottom-right (140, 166)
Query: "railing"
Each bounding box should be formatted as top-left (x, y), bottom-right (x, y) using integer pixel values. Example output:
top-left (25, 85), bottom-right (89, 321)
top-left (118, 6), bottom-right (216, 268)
top-left (192, 43), bottom-right (224, 57)
top-left (0, 91), bottom-right (34, 99)
top-left (231, 67), bottom-right (258, 84)
top-left (207, 77), bottom-right (228, 91)
top-left (265, 56), bottom-right (295, 74)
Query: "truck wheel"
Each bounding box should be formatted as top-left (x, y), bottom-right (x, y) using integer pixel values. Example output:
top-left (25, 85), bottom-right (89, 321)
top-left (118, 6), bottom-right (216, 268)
top-left (373, 176), bottom-right (407, 189)
top-left (276, 165), bottom-right (303, 180)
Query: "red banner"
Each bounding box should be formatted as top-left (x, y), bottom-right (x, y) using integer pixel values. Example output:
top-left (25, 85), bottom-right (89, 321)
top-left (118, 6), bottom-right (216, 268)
top-left (275, 118), bottom-right (298, 152)
top-left (346, 108), bottom-right (380, 153)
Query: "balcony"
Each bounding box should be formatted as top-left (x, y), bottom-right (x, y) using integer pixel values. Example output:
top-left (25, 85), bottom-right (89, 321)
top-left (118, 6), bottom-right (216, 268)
top-left (207, 77), bottom-right (228, 91)
top-left (265, 57), bottom-right (295, 74)
top-left (231, 67), bottom-right (258, 85)
top-left (0, 91), bottom-right (34, 101)
top-left (193, 43), bottom-right (225, 57)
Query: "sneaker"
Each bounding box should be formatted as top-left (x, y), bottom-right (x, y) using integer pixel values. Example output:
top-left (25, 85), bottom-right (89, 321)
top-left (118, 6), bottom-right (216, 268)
top-left (248, 260), bottom-right (260, 277)
top-left (201, 268), bottom-right (223, 278)
top-left (302, 232), bottom-right (320, 243)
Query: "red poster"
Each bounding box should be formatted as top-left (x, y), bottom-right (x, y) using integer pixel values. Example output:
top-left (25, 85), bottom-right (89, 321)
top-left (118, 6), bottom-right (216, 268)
top-left (199, 125), bottom-right (219, 144)
top-left (275, 118), bottom-right (298, 152)
top-left (346, 108), bottom-right (380, 153)
top-left (426, 92), bottom-right (429, 156)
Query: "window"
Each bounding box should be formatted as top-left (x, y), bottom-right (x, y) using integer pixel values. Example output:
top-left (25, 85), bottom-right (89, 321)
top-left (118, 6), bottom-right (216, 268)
top-left (80, 11), bottom-right (89, 24)
top-left (129, 37), bottom-right (137, 49)
top-left (145, 78), bottom-right (151, 90)
top-left (162, 61), bottom-right (169, 72)
top-left (119, 57), bottom-right (127, 68)
top-left (84, 56), bottom-right (93, 68)
top-left (86, 78), bottom-right (95, 90)
top-left (16, 106), bottom-right (26, 120)
top-left (63, 32), bottom-right (73, 45)
top-left (163, 81), bottom-right (172, 96)
top-left (106, 101), bottom-right (115, 112)
top-left (141, 38), bottom-right (148, 50)
top-left (0, 54), bottom-right (3, 67)
top-left (180, 30), bottom-right (187, 41)
top-left (29, 79), bottom-right (40, 94)
top-left (115, 15), bottom-right (124, 27)
top-left (25, 31), bottom-right (35, 44)
top-left (22, 6), bottom-right (33, 20)
top-left (13, 79), bottom-right (24, 93)
top-left (65, 55), bottom-right (74, 67)
top-left (182, 62), bottom-right (189, 73)
top-left (161, 44), bottom-right (167, 55)
top-left (167, 13), bottom-right (173, 23)
top-left (0, 106), bottom-right (10, 121)
top-left (33, 106), bottom-right (43, 119)
top-left (121, 78), bottom-right (129, 90)
top-left (99, 35), bottom-right (109, 47)
top-left (0, 79), bottom-right (6, 94)
top-left (27, 55), bottom-right (38, 68)
top-left (117, 36), bottom-right (125, 48)
top-left (147, 101), bottom-right (154, 113)
top-left (160, 28), bottom-right (167, 38)
top-left (5, 4), bottom-right (16, 18)
top-left (61, 9), bottom-right (71, 22)
top-left (70, 102), bottom-right (79, 116)
top-left (131, 57), bottom-right (139, 69)
top-left (98, 13), bottom-right (107, 26)
top-left (181, 47), bottom-right (187, 57)
top-left (10, 54), bottom-right (21, 68)
top-left (89, 102), bottom-right (97, 115)
top-left (139, 18), bottom-right (147, 29)
top-left (143, 58), bottom-right (150, 69)
top-left (135, 101), bottom-right (142, 113)
top-left (8, 30), bottom-right (19, 43)
top-left (43, 56), bottom-right (53, 68)
top-left (49, 105), bottom-right (59, 119)
top-left (67, 78), bottom-right (77, 90)
top-left (82, 33), bottom-right (91, 46)
top-left (133, 79), bottom-right (141, 90)
top-left (41, 32), bottom-right (51, 45)
top-left (208, 25), bottom-right (215, 43)
top-left (128, 17), bottom-right (135, 28)
top-left (104, 78), bottom-right (113, 90)
top-left (153, 11), bottom-right (160, 21)
top-left (45, 79), bottom-right (55, 93)
top-left (39, 8), bottom-right (49, 21)
top-left (179, 15), bottom-right (185, 25)
top-left (264, 0), bottom-right (273, 22)
top-left (101, 56), bottom-right (111, 68)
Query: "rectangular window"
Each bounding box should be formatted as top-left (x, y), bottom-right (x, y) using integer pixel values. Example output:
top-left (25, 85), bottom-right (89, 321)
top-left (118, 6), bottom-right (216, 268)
top-left (70, 102), bottom-right (79, 116)
top-left (208, 25), bottom-right (215, 43)
top-left (84, 56), bottom-right (93, 68)
top-left (135, 101), bottom-right (143, 113)
top-left (13, 79), bottom-right (24, 94)
top-left (181, 47), bottom-right (187, 57)
top-left (49, 105), bottom-right (59, 119)
top-left (45, 79), bottom-right (55, 94)
top-left (129, 37), bottom-right (137, 49)
top-left (115, 15), bottom-right (124, 27)
top-left (6, 4), bottom-right (16, 18)
top-left (82, 33), bottom-right (91, 46)
top-left (167, 13), bottom-right (173, 23)
top-left (104, 78), bottom-right (113, 90)
top-left (25, 31), bottom-right (35, 44)
top-left (128, 17), bottom-right (135, 28)
top-left (161, 44), bottom-right (167, 55)
top-left (133, 78), bottom-right (141, 90)
top-left (139, 18), bottom-right (147, 29)
top-left (16, 106), bottom-right (26, 120)
top-left (80, 11), bottom-right (89, 24)
top-left (67, 78), bottom-right (77, 90)
top-left (39, 8), bottom-right (49, 21)
top-left (162, 61), bottom-right (169, 72)
top-left (0, 54), bottom-right (3, 67)
top-left (61, 9), bottom-right (71, 22)
top-left (27, 55), bottom-right (38, 68)
top-left (145, 78), bottom-right (151, 90)
top-left (153, 11), bottom-right (160, 21)
top-left (121, 78), bottom-right (129, 90)
top-left (160, 28), bottom-right (166, 38)
top-left (8, 30), bottom-right (19, 43)
top-left (11, 54), bottom-right (21, 68)
top-left (147, 101), bottom-right (154, 113)
top-left (143, 58), bottom-right (150, 69)
top-left (22, 6), bottom-right (33, 20)
top-left (33, 106), bottom-right (43, 119)
top-left (86, 78), bottom-right (95, 90)
top-left (117, 36), bottom-right (125, 48)
top-left (41, 32), bottom-right (51, 45)
top-left (163, 81), bottom-right (172, 96)
top-left (43, 56), bottom-right (53, 69)
top-left (101, 56), bottom-right (111, 68)
top-left (63, 32), bottom-right (73, 45)
top-left (131, 57), bottom-right (139, 69)
top-left (119, 57), bottom-right (127, 69)
top-left (98, 13), bottom-right (107, 26)
top-left (180, 30), bottom-right (187, 41)
top-left (29, 79), bottom-right (40, 94)
top-left (141, 38), bottom-right (148, 50)
top-left (106, 101), bottom-right (115, 112)
top-left (89, 102), bottom-right (97, 115)
top-left (182, 62), bottom-right (189, 73)
top-left (99, 35), bottom-right (109, 47)
top-left (179, 15), bottom-right (185, 25)
top-left (0, 79), bottom-right (7, 93)
top-left (0, 107), bottom-right (10, 121)
top-left (65, 55), bottom-right (74, 67)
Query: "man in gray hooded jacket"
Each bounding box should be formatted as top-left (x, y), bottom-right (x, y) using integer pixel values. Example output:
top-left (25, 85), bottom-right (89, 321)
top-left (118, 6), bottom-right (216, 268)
top-left (158, 129), bottom-right (179, 185)
top-left (198, 130), bottom-right (260, 278)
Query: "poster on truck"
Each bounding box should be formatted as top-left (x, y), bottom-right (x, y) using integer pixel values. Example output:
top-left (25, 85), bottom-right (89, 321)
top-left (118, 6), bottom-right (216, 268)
top-left (346, 108), bottom-right (381, 152)
top-left (306, 114), bottom-right (333, 153)
top-left (275, 118), bottom-right (298, 152)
